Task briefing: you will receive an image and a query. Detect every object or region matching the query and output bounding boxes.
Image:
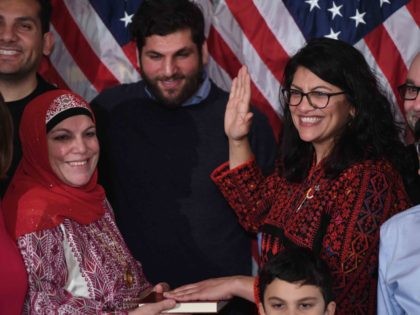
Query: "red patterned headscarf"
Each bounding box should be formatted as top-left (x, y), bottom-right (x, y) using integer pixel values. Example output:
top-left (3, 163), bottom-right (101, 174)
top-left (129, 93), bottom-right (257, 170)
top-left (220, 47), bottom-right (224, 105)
top-left (2, 90), bottom-right (105, 239)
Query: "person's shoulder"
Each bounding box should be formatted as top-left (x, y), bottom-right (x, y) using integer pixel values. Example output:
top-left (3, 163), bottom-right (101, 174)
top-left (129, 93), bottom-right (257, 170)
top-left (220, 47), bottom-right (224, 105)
top-left (94, 81), bottom-right (145, 100)
top-left (381, 205), bottom-right (420, 234)
top-left (207, 80), bottom-right (229, 100)
top-left (91, 81), bottom-right (146, 111)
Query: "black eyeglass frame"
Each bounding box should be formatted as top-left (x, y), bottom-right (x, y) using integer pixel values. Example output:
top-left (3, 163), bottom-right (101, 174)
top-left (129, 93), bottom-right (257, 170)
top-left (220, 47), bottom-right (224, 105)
top-left (398, 84), bottom-right (420, 101)
top-left (281, 88), bottom-right (346, 109)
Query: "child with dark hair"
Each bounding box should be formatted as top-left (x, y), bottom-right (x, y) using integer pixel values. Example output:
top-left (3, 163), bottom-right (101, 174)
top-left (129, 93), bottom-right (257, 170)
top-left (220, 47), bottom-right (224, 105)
top-left (257, 248), bottom-right (336, 315)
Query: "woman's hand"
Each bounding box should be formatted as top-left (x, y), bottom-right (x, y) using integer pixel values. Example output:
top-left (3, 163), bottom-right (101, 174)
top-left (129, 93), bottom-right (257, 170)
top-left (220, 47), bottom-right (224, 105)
top-left (225, 66), bottom-right (255, 168)
top-left (225, 66), bottom-right (253, 142)
top-left (163, 276), bottom-right (255, 302)
top-left (153, 282), bottom-right (170, 293)
top-left (130, 282), bottom-right (189, 315)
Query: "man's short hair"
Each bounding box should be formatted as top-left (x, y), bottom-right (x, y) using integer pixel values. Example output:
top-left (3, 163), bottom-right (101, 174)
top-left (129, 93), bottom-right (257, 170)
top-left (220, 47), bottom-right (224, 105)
top-left (36, 0), bottom-right (52, 34)
top-left (258, 247), bottom-right (335, 305)
top-left (131, 0), bottom-right (205, 52)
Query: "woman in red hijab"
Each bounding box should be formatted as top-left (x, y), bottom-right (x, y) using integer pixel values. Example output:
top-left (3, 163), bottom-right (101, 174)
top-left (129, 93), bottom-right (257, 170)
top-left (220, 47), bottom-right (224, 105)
top-left (2, 90), bottom-right (177, 314)
top-left (0, 94), bottom-right (27, 315)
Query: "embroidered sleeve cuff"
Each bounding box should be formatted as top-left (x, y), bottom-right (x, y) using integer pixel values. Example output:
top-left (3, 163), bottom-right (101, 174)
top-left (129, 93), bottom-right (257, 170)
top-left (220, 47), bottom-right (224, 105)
top-left (211, 158), bottom-right (257, 183)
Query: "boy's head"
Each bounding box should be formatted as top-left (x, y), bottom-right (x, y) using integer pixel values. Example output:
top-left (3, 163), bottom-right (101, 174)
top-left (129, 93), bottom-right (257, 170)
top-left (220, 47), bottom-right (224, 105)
top-left (257, 248), bottom-right (336, 315)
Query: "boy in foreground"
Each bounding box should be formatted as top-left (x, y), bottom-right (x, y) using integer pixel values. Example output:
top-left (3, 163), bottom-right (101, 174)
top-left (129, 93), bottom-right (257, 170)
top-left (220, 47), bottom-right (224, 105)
top-left (256, 248), bottom-right (336, 315)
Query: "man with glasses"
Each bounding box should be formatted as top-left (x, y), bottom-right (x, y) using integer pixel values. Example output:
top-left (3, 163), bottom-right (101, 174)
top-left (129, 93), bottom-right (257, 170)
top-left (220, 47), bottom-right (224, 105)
top-left (398, 53), bottom-right (420, 204)
top-left (378, 52), bottom-right (420, 315)
top-left (399, 53), bottom-right (420, 137)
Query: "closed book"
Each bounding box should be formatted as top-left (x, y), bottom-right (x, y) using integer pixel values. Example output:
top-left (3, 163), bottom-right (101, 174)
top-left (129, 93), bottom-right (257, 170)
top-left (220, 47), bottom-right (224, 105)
top-left (138, 291), bottom-right (228, 313)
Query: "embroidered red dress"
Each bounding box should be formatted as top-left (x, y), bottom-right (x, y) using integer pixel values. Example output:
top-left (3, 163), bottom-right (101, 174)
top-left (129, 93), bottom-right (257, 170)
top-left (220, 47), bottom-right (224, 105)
top-left (211, 158), bottom-right (411, 315)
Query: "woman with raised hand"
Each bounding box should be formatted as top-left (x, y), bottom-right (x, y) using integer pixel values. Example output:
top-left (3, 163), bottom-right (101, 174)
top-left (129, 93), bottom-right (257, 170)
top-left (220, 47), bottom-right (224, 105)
top-left (166, 38), bottom-right (412, 314)
top-left (2, 90), bottom-right (177, 314)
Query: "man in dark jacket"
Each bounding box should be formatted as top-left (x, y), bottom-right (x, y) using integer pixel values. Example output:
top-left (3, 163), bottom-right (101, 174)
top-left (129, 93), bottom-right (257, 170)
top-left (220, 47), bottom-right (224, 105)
top-left (91, 1), bottom-right (277, 314)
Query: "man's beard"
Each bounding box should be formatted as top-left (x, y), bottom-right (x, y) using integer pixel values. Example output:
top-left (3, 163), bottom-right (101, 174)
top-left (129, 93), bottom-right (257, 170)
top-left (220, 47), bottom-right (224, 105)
top-left (140, 63), bottom-right (204, 108)
top-left (407, 111), bottom-right (419, 133)
top-left (0, 69), bottom-right (35, 83)
top-left (414, 119), bottom-right (420, 141)
top-left (0, 59), bottom-right (40, 83)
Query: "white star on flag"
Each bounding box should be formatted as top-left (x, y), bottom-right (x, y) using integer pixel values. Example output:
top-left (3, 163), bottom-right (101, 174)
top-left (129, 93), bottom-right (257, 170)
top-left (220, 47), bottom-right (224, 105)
top-left (325, 28), bottom-right (341, 40)
top-left (328, 2), bottom-right (343, 20)
top-left (380, 0), bottom-right (391, 7)
top-left (305, 0), bottom-right (320, 12)
top-left (120, 11), bottom-right (134, 28)
top-left (350, 9), bottom-right (367, 27)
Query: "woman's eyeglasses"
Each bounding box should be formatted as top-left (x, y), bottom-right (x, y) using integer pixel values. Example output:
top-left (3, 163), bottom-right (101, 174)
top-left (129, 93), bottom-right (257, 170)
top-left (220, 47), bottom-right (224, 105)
top-left (281, 89), bottom-right (346, 109)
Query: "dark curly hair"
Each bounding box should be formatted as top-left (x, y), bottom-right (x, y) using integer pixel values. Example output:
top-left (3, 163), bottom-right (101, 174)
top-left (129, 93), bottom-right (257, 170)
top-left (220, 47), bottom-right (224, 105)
top-left (258, 247), bottom-right (334, 307)
top-left (280, 38), bottom-right (408, 182)
top-left (130, 0), bottom-right (205, 54)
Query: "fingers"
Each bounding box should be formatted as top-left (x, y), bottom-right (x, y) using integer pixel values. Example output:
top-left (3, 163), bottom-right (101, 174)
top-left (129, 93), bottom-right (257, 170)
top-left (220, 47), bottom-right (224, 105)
top-left (228, 65), bottom-right (251, 108)
top-left (153, 282), bottom-right (171, 293)
top-left (164, 292), bottom-right (202, 302)
top-left (228, 67), bottom-right (250, 112)
top-left (165, 283), bottom-right (200, 296)
top-left (164, 282), bottom-right (206, 301)
top-left (137, 299), bottom-right (177, 314)
top-left (169, 283), bottom-right (198, 293)
top-left (243, 112), bottom-right (254, 124)
top-left (237, 66), bottom-right (251, 113)
top-left (227, 77), bottom-right (238, 110)
top-left (225, 65), bottom-right (253, 141)
top-left (243, 67), bottom-right (251, 107)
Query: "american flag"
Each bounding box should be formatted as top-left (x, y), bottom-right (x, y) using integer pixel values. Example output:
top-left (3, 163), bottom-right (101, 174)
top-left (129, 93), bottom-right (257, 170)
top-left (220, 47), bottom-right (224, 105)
top-left (42, 0), bottom-right (419, 137)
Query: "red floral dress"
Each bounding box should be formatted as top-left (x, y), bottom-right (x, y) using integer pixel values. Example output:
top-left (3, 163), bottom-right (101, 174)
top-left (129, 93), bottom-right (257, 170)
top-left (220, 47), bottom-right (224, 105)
top-left (211, 158), bottom-right (411, 315)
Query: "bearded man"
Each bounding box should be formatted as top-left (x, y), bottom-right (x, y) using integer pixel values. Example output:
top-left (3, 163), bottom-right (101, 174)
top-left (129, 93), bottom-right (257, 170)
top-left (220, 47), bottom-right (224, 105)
top-left (91, 2), bottom-right (276, 314)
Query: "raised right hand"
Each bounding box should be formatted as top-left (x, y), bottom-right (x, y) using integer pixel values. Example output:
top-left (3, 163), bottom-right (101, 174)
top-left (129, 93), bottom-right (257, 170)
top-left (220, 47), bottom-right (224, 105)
top-left (225, 66), bottom-right (254, 142)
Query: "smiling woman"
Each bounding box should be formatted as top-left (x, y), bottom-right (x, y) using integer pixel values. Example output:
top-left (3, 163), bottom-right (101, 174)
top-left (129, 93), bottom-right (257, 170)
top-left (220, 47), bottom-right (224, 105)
top-left (165, 38), bottom-right (413, 315)
top-left (1, 90), bottom-right (178, 314)
top-left (46, 107), bottom-right (99, 187)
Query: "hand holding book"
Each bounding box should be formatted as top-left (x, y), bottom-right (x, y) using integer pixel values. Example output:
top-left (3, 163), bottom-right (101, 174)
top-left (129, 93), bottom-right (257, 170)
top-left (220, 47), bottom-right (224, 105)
top-left (131, 283), bottom-right (178, 315)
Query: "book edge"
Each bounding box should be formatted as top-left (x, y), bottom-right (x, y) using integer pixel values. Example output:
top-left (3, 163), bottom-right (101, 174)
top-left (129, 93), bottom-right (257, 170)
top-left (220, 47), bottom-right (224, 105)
top-left (139, 300), bottom-right (228, 313)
